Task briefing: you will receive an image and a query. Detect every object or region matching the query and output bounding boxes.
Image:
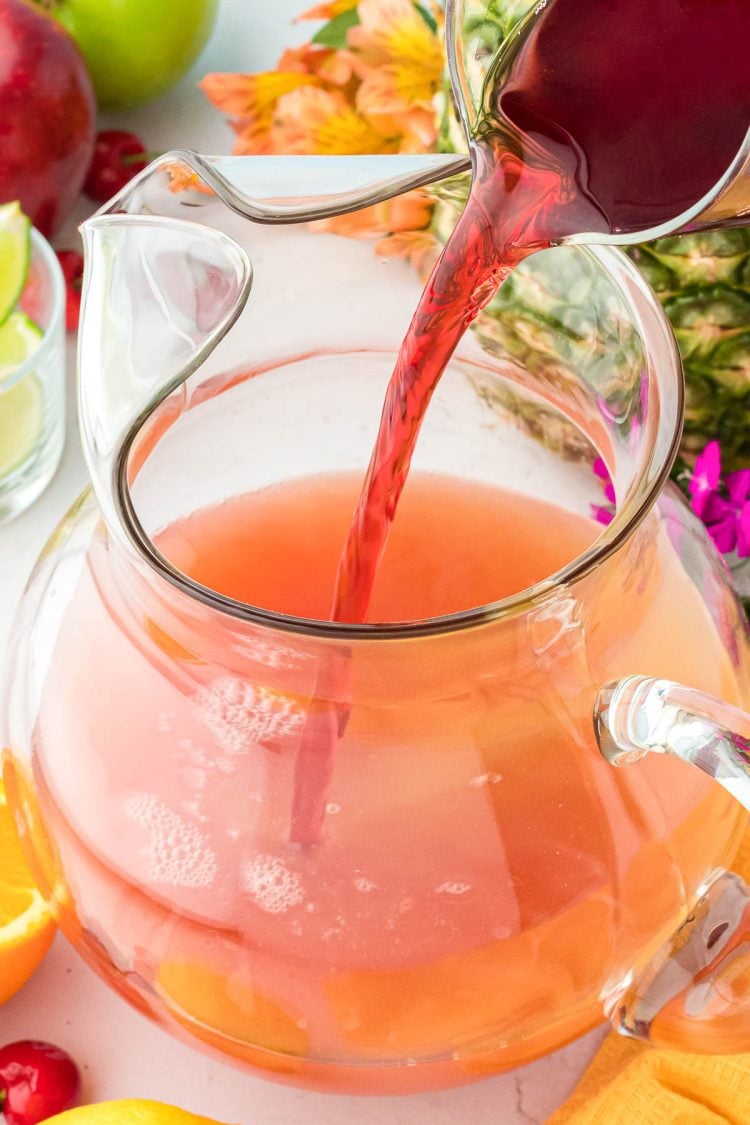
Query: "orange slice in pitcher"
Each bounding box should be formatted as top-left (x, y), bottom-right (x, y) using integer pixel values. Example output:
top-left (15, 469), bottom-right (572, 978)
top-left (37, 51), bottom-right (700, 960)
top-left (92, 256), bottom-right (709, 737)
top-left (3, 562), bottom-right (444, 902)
top-left (156, 960), bottom-right (309, 1074)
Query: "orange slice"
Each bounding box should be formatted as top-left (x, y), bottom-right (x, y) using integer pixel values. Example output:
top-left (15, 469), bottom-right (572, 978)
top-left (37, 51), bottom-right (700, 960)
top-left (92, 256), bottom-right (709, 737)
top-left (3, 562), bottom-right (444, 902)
top-left (156, 961), bottom-right (309, 1075)
top-left (0, 776), bottom-right (56, 1005)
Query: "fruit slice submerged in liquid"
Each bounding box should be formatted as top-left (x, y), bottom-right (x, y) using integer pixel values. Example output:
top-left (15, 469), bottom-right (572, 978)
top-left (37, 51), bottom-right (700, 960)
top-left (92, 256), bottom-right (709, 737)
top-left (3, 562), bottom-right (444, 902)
top-left (0, 201), bottom-right (31, 327)
top-left (0, 312), bottom-right (44, 477)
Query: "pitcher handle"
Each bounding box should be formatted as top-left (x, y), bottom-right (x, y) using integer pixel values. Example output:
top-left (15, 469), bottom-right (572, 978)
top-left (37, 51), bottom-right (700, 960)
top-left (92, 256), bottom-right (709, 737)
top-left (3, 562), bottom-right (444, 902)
top-left (596, 675), bottom-right (750, 808)
top-left (595, 675), bottom-right (750, 1050)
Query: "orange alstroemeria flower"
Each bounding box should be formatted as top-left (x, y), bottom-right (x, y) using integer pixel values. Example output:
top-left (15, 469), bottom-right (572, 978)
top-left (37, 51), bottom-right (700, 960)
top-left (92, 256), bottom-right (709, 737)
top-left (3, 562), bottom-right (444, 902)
top-left (201, 69), bottom-right (320, 154)
top-left (350, 0), bottom-right (444, 112)
top-left (277, 44), bottom-right (359, 93)
top-left (164, 161), bottom-right (215, 195)
top-left (201, 1), bottom-right (444, 158)
top-left (312, 187), bottom-right (434, 239)
top-left (311, 188), bottom-right (440, 281)
top-left (277, 44), bottom-right (358, 95)
top-left (397, 105), bottom-right (440, 151)
top-left (200, 70), bottom-right (318, 118)
top-left (273, 85), bottom-right (398, 155)
top-left (298, 0), bottom-right (360, 19)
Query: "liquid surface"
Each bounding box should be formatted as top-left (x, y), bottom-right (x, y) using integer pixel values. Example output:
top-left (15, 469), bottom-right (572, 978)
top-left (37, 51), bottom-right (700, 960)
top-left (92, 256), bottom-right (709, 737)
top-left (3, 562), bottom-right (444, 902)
top-left (158, 471), bottom-right (598, 622)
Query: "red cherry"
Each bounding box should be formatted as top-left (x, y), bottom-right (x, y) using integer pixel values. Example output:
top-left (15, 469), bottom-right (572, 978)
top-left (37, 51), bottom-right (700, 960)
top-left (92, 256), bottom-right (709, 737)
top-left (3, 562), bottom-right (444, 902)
top-left (0, 1040), bottom-right (80, 1125)
top-left (83, 129), bottom-right (149, 204)
top-left (55, 249), bottom-right (84, 332)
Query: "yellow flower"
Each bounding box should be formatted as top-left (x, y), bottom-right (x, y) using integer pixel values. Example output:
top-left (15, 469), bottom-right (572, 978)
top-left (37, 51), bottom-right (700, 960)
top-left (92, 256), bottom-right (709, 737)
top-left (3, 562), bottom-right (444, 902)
top-left (350, 0), bottom-right (444, 112)
top-left (201, 69), bottom-right (320, 154)
top-left (272, 86), bottom-right (398, 155)
top-left (200, 70), bottom-right (317, 117)
top-left (200, 1), bottom-right (444, 157)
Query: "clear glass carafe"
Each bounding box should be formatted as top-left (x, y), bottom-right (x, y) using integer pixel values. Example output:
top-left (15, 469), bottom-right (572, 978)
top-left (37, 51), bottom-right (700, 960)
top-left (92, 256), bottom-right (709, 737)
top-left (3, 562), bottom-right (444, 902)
top-left (3, 156), bottom-right (750, 1094)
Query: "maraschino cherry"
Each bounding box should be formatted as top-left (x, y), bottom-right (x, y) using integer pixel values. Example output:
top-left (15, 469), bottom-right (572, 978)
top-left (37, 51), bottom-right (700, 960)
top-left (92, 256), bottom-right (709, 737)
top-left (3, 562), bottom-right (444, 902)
top-left (83, 129), bottom-right (149, 203)
top-left (55, 250), bottom-right (85, 333)
top-left (0, 1040), bottom-right (80, 1125)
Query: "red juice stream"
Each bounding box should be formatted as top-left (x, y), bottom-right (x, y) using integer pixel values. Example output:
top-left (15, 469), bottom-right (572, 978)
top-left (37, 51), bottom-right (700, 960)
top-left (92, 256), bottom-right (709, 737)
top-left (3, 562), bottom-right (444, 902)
top-left (290, 0), bottom-right (750, 843)
top-left (330, 153), bottom-right (565, 622)
top-left (291, 154), bottom-right (564, 842)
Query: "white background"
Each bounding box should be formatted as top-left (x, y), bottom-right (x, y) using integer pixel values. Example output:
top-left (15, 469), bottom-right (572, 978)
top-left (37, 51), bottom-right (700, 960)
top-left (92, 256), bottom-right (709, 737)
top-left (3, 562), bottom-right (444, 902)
top-left (0, 1), bottom-right (605, 1120)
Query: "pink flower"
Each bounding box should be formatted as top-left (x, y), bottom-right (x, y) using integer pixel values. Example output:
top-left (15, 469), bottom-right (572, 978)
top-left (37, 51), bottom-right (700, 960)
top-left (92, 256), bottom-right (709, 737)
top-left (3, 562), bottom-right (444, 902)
top-left (591, 456), bottom-right (616, 525)
top-left (591, 504), bottom-right (615, 527)
top-left (727, 468), bottom-right (750, 507)
top-left (688, 440), bottom-right (721, 511)
top-left (688, 442), bottom-right (750, 559)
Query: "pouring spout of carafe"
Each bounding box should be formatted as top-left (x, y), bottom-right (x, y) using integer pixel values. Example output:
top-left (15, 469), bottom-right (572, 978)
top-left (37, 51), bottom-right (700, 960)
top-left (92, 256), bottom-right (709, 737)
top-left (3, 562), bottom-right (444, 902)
top-left (445, 0), bottom-right (750, 242)
top-left (78, 212), bottom-right (253, 550)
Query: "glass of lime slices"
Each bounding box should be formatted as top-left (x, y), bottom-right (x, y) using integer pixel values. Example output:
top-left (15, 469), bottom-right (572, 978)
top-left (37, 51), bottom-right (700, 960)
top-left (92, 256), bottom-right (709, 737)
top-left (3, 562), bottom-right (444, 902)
top-left (0, 202), bottom-right (65, 525)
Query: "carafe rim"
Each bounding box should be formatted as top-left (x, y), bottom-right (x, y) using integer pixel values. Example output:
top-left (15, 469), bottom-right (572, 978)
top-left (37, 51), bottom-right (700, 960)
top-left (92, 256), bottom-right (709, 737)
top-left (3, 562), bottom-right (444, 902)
top-left (119, 248), bottom-right (683, 641)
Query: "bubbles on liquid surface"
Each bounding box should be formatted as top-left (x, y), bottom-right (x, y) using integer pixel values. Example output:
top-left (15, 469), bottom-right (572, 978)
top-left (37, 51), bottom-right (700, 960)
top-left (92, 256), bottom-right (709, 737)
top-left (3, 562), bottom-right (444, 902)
top-left (194, 676), bottom-right (304, 754)
top-left (181, 767), bottom-right (206, 792)
top-left (435, 882), bottom-right (472, 895)
top-left (125, 792), bottom-right (217, 889)
top-left (242, 853), bottom-right (304, 914)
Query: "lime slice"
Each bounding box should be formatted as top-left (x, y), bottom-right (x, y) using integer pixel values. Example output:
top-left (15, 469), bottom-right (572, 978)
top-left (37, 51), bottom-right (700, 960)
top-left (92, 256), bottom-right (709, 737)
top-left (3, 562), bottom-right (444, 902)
top-left (0, 310), bottom-right (43, 375)
top-left (0, 202), bottom-right (31, 327)
top-left (0, 312), bottom-right (44, 477)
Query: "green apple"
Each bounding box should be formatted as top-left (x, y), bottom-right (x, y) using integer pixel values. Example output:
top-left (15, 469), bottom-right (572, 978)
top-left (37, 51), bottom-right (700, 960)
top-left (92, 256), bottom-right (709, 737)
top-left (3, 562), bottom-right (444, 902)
top-left (43, 0), bottom-right (219, 109)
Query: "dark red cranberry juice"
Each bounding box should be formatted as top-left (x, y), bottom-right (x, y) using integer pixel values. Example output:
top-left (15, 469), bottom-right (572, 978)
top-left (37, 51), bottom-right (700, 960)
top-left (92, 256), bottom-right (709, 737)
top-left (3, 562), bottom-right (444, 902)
top-left (291, 0), bottom-right (750, 842)
top-left (496, 0), bottom-right (749, 236)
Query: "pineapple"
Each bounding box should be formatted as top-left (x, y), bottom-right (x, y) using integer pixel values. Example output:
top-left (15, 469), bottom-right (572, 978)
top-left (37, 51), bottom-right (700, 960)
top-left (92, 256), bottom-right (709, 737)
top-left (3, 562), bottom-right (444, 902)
top-left (628, 232), bottom-right (750, 470)
top-left (425, 171), bottom-right (750, 604)
top-left (432, 1), bottom-right (750, 471)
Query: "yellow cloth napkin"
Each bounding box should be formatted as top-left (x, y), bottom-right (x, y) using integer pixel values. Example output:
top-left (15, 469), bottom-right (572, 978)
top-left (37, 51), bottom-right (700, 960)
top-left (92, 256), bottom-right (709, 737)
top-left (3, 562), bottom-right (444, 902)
top-left (548, 1036), bottom-right (750, 1124)
top-left (549, 831), bottom-right (750, 1124)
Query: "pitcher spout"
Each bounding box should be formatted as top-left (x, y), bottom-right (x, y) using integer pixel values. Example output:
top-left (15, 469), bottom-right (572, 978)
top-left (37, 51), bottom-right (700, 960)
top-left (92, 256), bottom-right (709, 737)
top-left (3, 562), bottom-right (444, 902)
top-left (97, 150), bottom-right (472, 225)
top-left (78, 212), bottom-right (252, 551)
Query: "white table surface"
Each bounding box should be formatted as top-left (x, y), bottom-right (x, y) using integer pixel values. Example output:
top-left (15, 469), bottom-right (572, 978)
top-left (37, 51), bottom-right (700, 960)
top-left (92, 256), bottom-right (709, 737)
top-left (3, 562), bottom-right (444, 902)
top-left (0, 1), bottom-right (606, 1120)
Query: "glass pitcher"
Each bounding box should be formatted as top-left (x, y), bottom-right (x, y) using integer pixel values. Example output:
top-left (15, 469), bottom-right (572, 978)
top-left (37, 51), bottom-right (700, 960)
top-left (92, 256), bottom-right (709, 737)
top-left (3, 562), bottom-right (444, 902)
top-left (3, 154), bottom-right (750, 1096)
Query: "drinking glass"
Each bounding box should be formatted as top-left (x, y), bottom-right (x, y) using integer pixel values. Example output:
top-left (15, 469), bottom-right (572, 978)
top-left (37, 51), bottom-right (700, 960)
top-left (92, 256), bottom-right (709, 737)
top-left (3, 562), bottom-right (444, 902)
top-left (0, 228), bottom-right (65, 525)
